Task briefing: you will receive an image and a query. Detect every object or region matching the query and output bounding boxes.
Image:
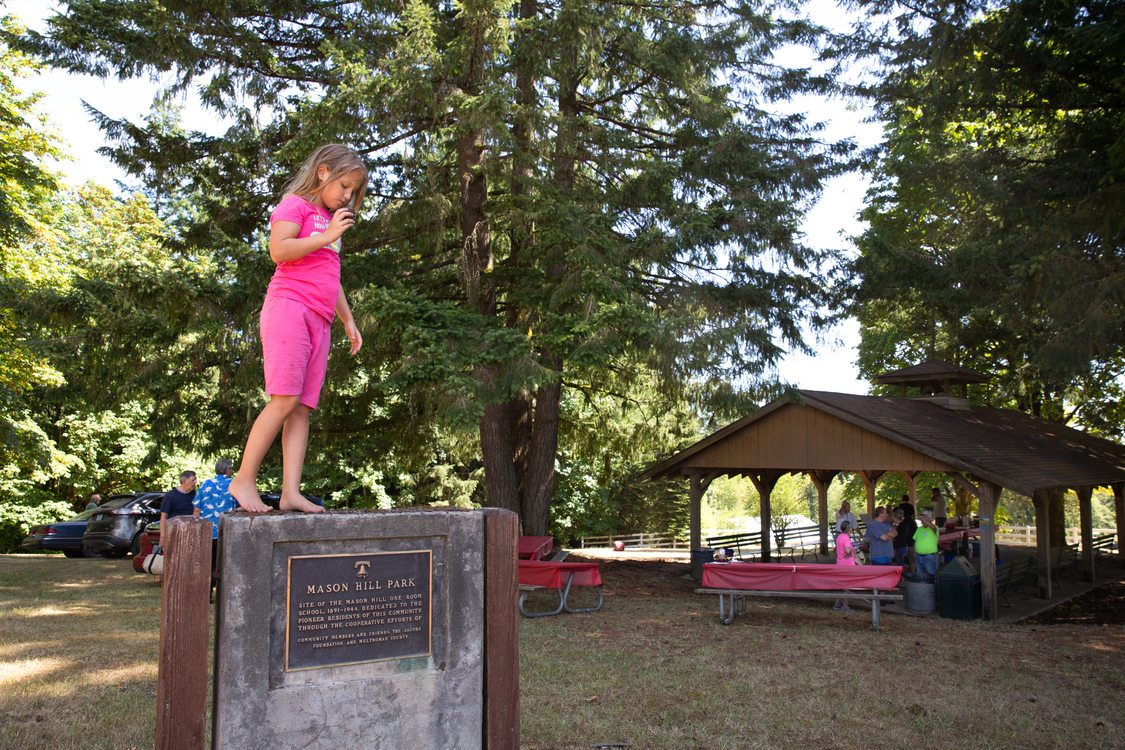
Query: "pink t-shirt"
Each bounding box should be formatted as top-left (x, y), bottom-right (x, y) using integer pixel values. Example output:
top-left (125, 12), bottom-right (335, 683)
top-left (836, 532), bottom-right (856, 565)
top-left (266, 195), bottom-right (341, 322)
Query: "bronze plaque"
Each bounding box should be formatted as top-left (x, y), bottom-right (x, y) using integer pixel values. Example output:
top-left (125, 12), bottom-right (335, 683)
top-left (285, 550), bottom-right (432, 671)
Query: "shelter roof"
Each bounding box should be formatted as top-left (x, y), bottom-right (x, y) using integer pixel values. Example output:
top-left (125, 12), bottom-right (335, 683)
top-left (640, 390), bottom-right (1125, 496)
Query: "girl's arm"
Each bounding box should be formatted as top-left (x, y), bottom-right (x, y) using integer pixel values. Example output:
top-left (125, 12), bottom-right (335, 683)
top-left (336, 285), bottom-right (362, 354)
top-left (269, 208), bottom-right (354, 263)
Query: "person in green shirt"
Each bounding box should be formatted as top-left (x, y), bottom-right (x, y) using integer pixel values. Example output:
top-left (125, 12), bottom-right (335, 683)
top-left (914, 508), bottom-right (940, 578)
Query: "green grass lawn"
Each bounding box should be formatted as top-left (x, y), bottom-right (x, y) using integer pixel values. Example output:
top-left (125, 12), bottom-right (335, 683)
top-left (3, 554), bottom-right (1124, 749)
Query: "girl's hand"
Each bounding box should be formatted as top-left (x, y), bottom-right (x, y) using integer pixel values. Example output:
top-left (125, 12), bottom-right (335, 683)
top-left (327, 207), bottom-right (355, 240)
top-left (344, 319), bottom-right (362, 355)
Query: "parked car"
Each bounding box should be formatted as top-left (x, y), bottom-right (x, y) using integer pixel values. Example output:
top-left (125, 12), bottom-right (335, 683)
top-left (133, 493), bottom-right (324, 573)
top-left (83, 492), bottom-right (164, 557)
top-left (21, 507), bottom-right (104, 557)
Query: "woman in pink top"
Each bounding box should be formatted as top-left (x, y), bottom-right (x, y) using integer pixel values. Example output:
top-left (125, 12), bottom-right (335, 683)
top-left (228, 145), bottom-right (368, 514)
top-left (833, 520), bottom-right (856, 611)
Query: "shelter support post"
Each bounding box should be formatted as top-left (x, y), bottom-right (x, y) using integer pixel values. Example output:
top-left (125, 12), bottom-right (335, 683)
top-left (1113, 483), bottom-right (1124, 561)
top-left (859, 470), bottom-right (883, 518)
top-left (689, 473), bottom-right (718, 579)
top-left (748, 471), bottom-right (782, 562)
top-left (808, 470), bottom-right (838, 556)
top-left (949, 473), bottom-right (1001, 621)
top-left (1032, 491), bottom-right (1054, 599)
top-left (976, 482), bottom-right (1001, 622)
top-left (1076, 485), bottom-right (1095, 582)
top-left (901, 471), bottom-right (918, 507)
top-left (689, 472), bottom-right (716, 553)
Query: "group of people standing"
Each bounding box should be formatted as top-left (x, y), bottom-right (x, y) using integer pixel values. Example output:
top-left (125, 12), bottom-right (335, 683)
top-left (831, 491), bottom-right (946, 611)
top-left (157, 459), bottom-right (236, 553)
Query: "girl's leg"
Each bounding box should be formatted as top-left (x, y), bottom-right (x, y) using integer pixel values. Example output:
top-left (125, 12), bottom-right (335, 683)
top-left (229, 394), bottom-right (302, 512)
top-left (279, 404), bottom-right (324, 513)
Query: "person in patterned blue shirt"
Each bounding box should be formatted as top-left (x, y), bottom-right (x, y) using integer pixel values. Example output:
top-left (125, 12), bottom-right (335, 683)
top-left (193, 458), bottom-right (235, 543)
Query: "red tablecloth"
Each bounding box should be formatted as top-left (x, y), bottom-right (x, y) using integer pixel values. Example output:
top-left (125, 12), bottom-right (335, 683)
top-left (518, 535), bottom-right (554, 560)
top-left (938, 530), bottom-right (965, 545)
top-left (518, 561), bottom-right (601, 588)
top-left (702, 562), bottom-right (902, 591)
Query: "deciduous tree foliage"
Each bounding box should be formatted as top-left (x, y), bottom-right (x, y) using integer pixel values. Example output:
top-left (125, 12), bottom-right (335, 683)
top-left (17, 0), bottom-right (851, 532)
top-left (839, 0), bottom-right (1125, 436)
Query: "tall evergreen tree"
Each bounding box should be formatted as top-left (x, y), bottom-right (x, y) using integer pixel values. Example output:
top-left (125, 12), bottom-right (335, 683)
top-left (16, 0), bottom-right (851, 531)
top-left (839, 0), bottom-right (1125, 435)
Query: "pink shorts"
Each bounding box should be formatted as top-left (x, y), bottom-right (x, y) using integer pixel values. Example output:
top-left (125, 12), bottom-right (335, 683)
top-left (260, 295), bottom-right (331, 409)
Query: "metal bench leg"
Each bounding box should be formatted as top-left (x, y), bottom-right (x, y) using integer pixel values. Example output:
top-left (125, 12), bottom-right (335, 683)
top-left (519, 587), bottom-right (566, 618)
top-left (718, 593), bottom-right (739, 625)
top-left (562, 574), bottom-right (604, 614)
top-left (872, 588), bottom-right (881, 630)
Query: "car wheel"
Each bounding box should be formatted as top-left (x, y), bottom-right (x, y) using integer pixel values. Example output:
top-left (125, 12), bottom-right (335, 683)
top-left (82, 545), bottom-right (104, 558)
top-left (131, 532), bottom-right (142, 557)
top-left (63, 550), bottom-right (83, 558)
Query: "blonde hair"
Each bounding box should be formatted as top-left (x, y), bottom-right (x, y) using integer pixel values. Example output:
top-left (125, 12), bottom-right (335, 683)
top-left (282, 144), bottom-right (369, 211)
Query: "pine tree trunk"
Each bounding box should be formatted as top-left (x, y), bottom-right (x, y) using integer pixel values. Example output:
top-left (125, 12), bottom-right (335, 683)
top-left (479, 395), bottom-right (521, 517)
top-left (521, 380), bottom-right (561, 535)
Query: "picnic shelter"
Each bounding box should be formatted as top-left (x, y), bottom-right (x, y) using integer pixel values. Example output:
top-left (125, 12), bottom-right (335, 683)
top-left (639, 361), bottom-right (1125, 621)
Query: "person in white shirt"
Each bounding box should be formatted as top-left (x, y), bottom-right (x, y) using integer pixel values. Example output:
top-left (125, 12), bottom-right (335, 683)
top-left (835, 500), bottom-right (857, 535)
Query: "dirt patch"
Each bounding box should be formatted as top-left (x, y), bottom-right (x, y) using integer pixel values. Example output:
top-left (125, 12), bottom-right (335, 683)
top-left (567, 554), bottom-right (695, 598)
top-left (1024, 576), bottom-right (1125, 625)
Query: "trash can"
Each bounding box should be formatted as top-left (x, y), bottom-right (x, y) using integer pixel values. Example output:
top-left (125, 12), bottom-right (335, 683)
top-left (938, 555), bottom-right (981, 620)
top-left (904, 572), bottom-right (936, 613)
top-left (691, 548), bottom-right (714, 581)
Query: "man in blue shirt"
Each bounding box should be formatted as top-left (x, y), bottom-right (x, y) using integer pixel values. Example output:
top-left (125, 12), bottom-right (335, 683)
top-left (193, 458), bottom-right (235, 542)
top-left (864, 506), bottom-right (898, 565)
top-left (159, 470), bottom-right (198, 547)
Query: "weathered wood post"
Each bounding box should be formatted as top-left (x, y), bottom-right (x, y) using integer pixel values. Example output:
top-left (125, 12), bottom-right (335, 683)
top-left (1032, 490), bottom-right (1054, 599)
top-left (858, 470), bottom-right (883, 518)
top-left (977, 482), bottom-right (1001, 622)
top-left (155, 515), bottom-right (212, 750)
top-left (808, 470), bottom-right (831, 556)
top-left (1114, 483), bottom-right (1125, 561)
top-left (1076, 485), bottom-right (1095, 582)
top-left (748, 471), bottom-right (781, 563)
top-left (482, 508), bottom-right (519, 750)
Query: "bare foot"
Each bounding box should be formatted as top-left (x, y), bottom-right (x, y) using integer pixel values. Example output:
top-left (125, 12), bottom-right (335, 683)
top-left (229, 476), bottom-right (270, 512)
top-left (279, 492), bottom-right (326, 514)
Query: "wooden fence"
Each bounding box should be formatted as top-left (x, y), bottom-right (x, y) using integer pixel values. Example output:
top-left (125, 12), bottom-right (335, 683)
top-left (578, 532), bottom-right (689, 549)
top-left (995, 526), bottom-right (1117, 546)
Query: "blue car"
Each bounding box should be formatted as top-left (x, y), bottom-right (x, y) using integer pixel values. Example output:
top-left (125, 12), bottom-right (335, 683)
top-left (21, 508), bottom-right (104, 557)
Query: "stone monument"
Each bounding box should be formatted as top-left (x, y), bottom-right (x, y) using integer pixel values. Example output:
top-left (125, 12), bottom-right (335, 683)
top-left (211, 507), bottom-right (515, 749)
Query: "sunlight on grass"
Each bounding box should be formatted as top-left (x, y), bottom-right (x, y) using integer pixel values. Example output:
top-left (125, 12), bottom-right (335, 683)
top-left (12, 604), bottom-right (99, 617)
top-left (87, 663), bottom-right (159, 685)
top-left (0, 657), bottom-right (70, 686)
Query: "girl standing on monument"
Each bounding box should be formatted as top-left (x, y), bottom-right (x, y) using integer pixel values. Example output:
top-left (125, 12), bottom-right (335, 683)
top-left (228, 144), bottom-right (368, 514)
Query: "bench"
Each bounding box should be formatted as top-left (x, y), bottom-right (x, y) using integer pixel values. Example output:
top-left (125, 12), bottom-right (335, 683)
top-left (996, 557), bottom-right (1034, 605)
top-left (517, 561), bottom-right (603, 618)
top-left (773, 524), bottom-right (828, 561)
top-left (697, 562), bottom-right (904, 630)
top-left (706, 531), bottom-right (763, 560)
top-left (1051, 543), bottom-right (1081, 579)
top-left (1090, 533), bottom-right (1117, 556)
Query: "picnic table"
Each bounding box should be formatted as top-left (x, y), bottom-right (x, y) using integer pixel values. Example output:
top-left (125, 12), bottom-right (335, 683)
top-left (697, 562), bottom-right (903, 630)
top-left (939, 527), bottom-right (981, 557)
top-left (517, 560), bottom-right (603, 617)
top-left (518, 535), bottom-right (555, 560)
